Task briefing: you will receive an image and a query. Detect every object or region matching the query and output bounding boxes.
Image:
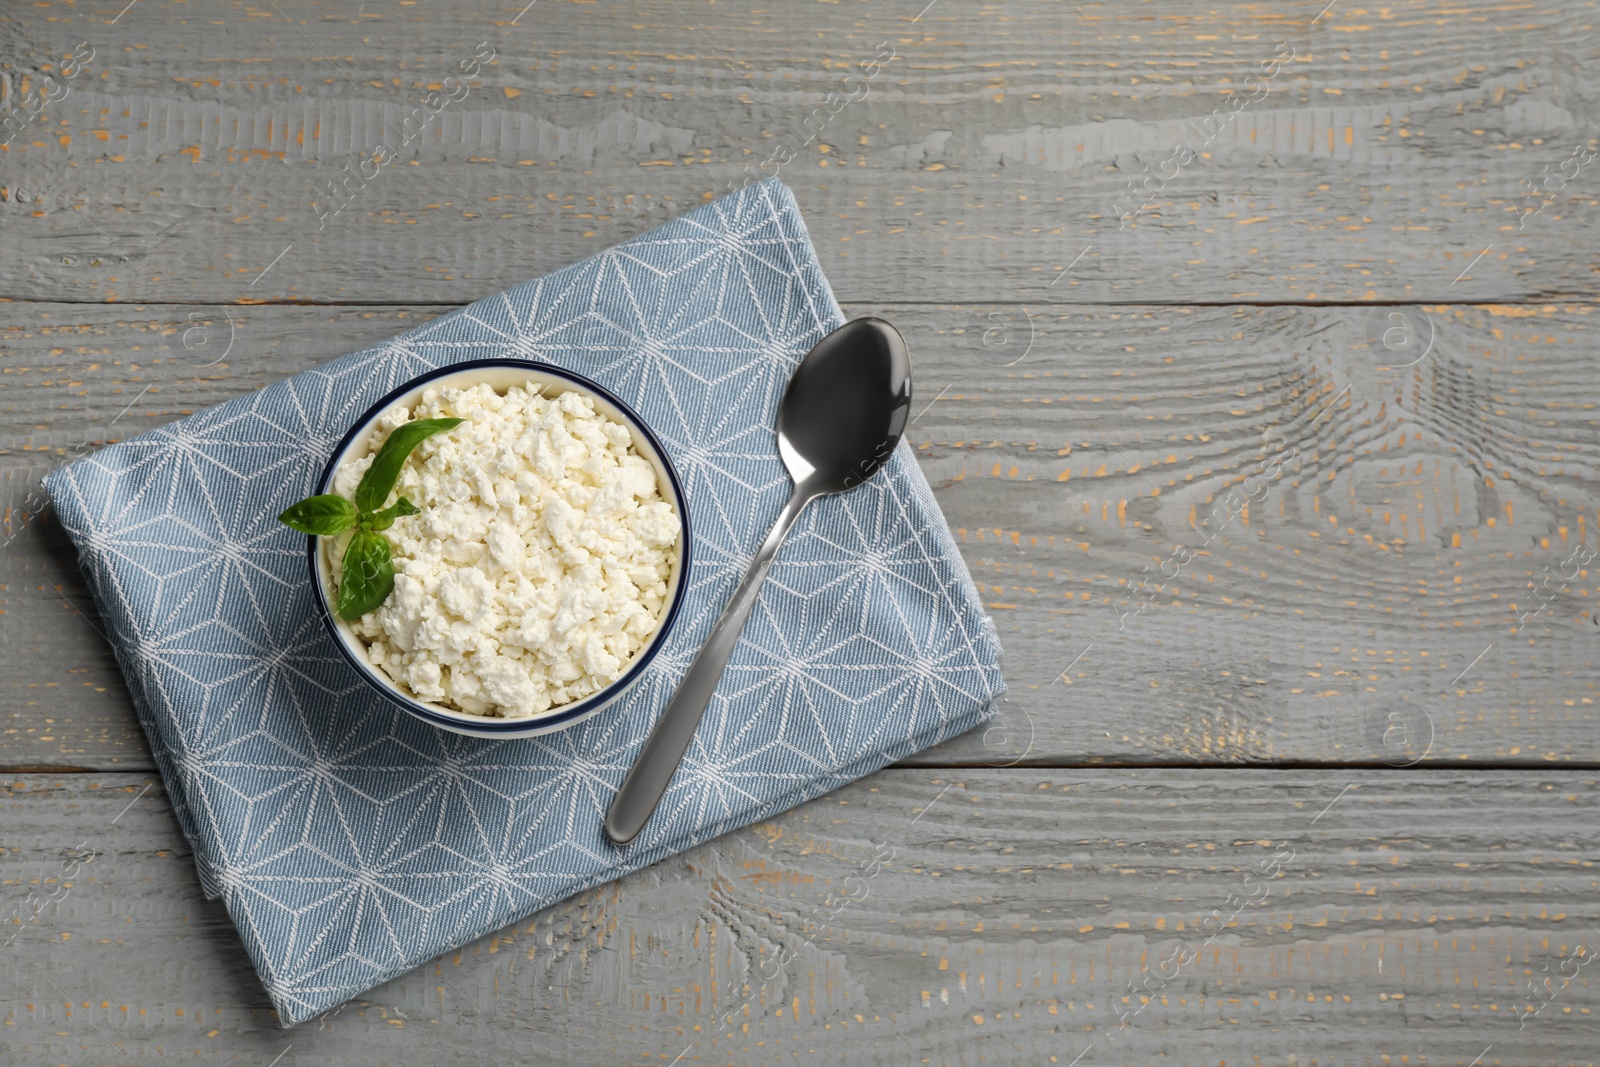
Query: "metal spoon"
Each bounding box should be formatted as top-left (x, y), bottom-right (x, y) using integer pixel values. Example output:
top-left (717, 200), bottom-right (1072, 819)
top-left (604, 317), bottom-right (912, 846)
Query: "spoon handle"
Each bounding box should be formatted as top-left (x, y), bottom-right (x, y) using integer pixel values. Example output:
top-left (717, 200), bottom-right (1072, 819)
top-left (605, 485), bottom-right (815, 846)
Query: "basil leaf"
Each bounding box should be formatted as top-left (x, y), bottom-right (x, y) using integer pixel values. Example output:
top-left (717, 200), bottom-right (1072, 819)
top-left (354, 417), bottom-right (463, 512)
top-left (366, 496), bottom-right (420, 531)
top-left (278, 494), bottom-right (359, 536)
top-left (336, 529), bottom-right (394, 621)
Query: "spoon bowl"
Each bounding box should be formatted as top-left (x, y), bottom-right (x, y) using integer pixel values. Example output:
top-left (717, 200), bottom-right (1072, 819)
top-left (778, 317), bottom-right (913, 494)
top-left (605, 317), bottom-right (912, 845)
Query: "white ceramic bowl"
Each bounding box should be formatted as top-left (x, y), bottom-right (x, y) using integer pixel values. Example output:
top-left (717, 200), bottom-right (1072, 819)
top-left (307, 359), bottom-right (691, 738)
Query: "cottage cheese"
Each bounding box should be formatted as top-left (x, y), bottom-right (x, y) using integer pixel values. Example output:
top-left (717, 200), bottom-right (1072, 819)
top-left (328, 381), bottom-right (681, 718)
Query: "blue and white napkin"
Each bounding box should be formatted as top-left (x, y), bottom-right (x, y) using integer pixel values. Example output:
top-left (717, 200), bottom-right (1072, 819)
top-left (43, 178), bottom-right (1004, 1026)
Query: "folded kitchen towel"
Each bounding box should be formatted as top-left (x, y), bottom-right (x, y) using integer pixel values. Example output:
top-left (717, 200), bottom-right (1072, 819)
top-left (42, 177), bottom-right (1004, 1026)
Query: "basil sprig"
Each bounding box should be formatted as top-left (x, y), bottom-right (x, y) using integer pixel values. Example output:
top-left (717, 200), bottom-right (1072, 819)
top-left (279, 416), bottom-right (463, 621)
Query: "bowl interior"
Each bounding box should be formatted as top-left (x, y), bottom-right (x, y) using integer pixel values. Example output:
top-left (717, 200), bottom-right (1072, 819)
top-left (310, 360), bottom-right (688, 733)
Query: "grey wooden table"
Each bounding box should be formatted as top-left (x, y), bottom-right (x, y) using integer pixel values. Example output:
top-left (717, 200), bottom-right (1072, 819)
top-left (3, 2), bottom-right (1597, 1064)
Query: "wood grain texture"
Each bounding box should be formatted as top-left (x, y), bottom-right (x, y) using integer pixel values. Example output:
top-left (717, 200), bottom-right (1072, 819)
top-left (3, 770), bottom-right (1597, 1064)
top-left (4, 0), bottom-right (1600, 305)
top-left (5, 1), bottom-right (1600, 1060)
top-left (3, 301), bottom-right (1595, 771)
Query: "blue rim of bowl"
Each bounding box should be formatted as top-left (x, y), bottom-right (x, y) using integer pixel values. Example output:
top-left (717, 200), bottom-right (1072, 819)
top-left (307, 357), bottom-right (693, 735)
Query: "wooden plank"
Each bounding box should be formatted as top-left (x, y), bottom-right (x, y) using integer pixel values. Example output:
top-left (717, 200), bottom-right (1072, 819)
top-left (3, 769), bottom-right (1596, 1063)
top-left (3, 1), bottom-right (1597, 304)
top-left (3, 301), bottom-right (1596, 770)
